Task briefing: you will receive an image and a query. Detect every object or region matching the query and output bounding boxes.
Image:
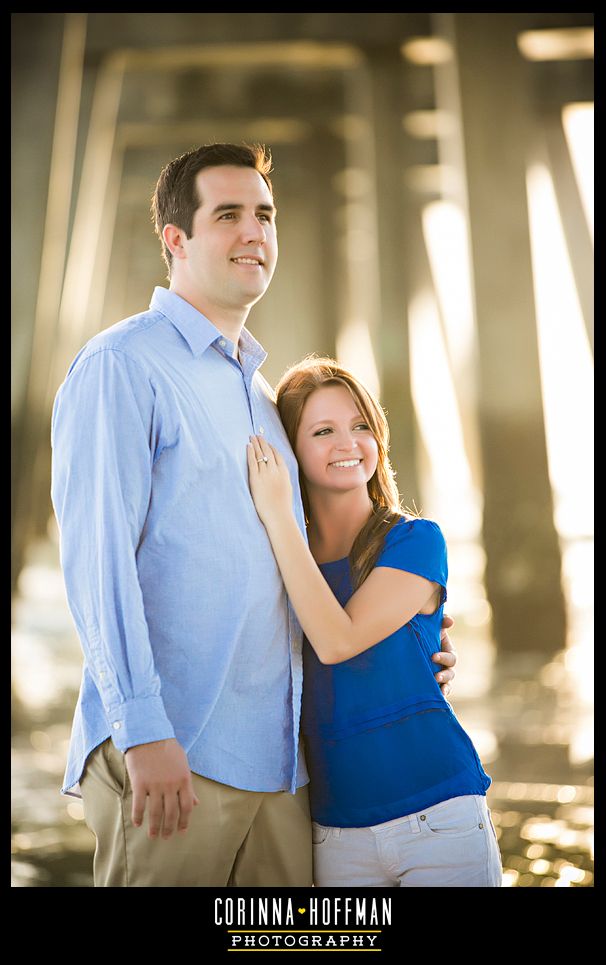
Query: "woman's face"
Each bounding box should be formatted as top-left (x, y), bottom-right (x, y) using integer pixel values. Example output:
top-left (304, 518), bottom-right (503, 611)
top-left (294, 384), bottom-right (379, 496)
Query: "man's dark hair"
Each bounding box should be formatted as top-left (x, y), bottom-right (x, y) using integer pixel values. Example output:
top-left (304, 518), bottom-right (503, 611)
top-left (151, 142), bottom-right (273, 277)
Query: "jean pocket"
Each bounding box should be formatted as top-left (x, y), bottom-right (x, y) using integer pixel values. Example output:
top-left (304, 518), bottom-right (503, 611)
top-left (422, 796), bottom-right (482, 837)
top-left (312, 823), bottom-right (331, 845)
top-left (486, 808), bottom-right (502, 853)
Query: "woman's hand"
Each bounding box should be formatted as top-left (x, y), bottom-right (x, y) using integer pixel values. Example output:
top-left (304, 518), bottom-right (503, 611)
top-left (247, 434), bottom-right (293, 528)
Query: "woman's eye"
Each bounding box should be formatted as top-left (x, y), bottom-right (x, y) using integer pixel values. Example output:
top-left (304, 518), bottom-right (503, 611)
top-left (313, 425), bottom-right (369, 435)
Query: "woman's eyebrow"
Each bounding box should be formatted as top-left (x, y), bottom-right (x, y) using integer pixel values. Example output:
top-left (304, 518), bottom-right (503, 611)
top-left (307, 414), bottom-right (364, 430)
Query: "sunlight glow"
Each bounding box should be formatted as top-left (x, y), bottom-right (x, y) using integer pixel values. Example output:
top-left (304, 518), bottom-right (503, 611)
top-left (402, 110), bottom-right (457, 140)
top-left (562, 103), bottom-right (594, 243)
top-left (335, 318), bottom-right (381, 400)
top-left (408, 289), bottom-right (482, 540)
top-left (526, 162), bottom-right (593, 718)
top-left (401, 37), bottom-right (453, 65)
top-left (422, 201), bottom-right (477, 383)
top-left (526, 164), bottom-right (593, 539)
top-left (517, 28), bottom-right (594, 62)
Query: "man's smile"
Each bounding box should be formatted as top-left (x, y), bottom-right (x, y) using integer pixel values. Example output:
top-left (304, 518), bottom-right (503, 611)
top-left (231, 255), bottom-right (265, 266)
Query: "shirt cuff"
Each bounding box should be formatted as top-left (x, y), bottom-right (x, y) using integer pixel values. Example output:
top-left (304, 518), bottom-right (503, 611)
top-left (104, 695), bottom-right (176, 752)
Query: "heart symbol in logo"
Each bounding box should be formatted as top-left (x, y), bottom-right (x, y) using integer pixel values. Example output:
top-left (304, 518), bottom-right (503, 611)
top-left (298, 908), bottom-right (306, 914)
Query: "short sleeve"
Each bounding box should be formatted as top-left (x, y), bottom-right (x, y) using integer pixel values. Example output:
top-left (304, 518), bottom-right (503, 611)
top-left (375, 517), bottom-right (447, 605)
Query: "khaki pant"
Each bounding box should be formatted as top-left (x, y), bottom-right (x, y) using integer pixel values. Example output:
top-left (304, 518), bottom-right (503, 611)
top-left (80, 738), bottom-right (312, 887)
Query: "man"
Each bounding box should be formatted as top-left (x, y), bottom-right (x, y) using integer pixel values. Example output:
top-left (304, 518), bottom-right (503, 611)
top-left (51, 143), bottom-right (457, 887)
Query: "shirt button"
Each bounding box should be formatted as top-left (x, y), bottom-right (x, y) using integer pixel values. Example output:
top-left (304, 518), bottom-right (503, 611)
top-left (258, 426), bottom-right (265, 434)
top-left (99, 672), bottom-right (105, 680)
top-left (219, 339), bottom-right (226, 348)
top-left (419, 814), bottom-right (426, 821)
top-left (478, 822), bottom-right (484, 829)
top-left (112, 721), bottom-right (122, 730)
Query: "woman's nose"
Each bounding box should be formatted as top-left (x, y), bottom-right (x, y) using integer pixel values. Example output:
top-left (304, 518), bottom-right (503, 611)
top-left (335, 434), bottom-right (357, 450)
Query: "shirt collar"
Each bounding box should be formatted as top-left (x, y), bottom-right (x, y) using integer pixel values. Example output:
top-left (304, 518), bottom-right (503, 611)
top-left (149, 287), bottom-right (267, 368)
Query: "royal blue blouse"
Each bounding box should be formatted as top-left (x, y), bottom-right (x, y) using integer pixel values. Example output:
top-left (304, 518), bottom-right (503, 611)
top-left (301, 516), bottom-right (491, 828)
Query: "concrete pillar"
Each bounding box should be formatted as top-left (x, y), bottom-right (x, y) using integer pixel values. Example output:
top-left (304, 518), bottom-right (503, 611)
top-left (434, 13), bottom-right (567, 654)
top-left (542, 106), bottom-right (594, 353)
top-left (345, 46), bottom-right (420, 506)
top-left (251, 130), bottom-right (346, 385)
top-left (11, 14), bottom-right (72, 591)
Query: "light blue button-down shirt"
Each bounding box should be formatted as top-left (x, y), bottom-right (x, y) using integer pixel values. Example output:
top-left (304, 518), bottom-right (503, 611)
top-left (51, 287), bottom-right (309, 797)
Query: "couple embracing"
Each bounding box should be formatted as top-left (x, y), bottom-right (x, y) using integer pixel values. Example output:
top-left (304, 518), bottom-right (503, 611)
top-left (51, 143), bottom-right (501, 888)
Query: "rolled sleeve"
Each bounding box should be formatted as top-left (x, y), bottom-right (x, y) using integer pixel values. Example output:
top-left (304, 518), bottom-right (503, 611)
top-left (51, 347), bottom-right (175, 749)
top-left (104, 695), bottom-right (176, 752)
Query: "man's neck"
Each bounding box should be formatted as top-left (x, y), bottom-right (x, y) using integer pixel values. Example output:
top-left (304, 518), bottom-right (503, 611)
top-left (169, 282), bottom-right (249, 352)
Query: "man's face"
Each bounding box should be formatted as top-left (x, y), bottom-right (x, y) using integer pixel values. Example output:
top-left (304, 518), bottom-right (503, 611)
top-left (177, 165), bottom-right (278, 314)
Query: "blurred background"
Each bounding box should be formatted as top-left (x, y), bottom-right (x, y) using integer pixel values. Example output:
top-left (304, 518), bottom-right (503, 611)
top-left (12, 12), bottom-right (593, 888)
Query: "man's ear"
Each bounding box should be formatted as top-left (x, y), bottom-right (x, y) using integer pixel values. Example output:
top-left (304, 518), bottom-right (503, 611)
top-left (163, 223), bottom-right (188, 261)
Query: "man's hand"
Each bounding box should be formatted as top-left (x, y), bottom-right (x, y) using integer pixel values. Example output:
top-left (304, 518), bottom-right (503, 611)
top-left (124, 738), bottom-right (199, 840)
top-left (432, 613), bottom-right (457, 697)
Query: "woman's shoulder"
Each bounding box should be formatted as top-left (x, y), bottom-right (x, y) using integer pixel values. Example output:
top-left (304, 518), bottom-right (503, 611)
top-left (377, 514), bottom-right (448, 582)
top-left (391, 513), bottom-right (445, 537)
top-left (380, 514), bottom-right (447, 557)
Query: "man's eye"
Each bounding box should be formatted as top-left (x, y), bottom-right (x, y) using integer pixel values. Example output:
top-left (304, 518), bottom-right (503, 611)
top-left (220, 212), bottom-right (236, 220)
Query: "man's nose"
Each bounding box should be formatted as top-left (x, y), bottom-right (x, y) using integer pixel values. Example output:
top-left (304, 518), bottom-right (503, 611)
top-left (241, 214), bottom-right (266, 244)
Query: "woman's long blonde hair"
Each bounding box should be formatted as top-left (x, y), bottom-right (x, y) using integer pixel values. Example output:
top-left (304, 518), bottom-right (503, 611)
top-left (275, 355), bottom-right (409, 590)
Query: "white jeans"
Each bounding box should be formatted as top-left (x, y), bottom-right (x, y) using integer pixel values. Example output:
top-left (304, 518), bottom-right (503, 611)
top-left (312, 794), bottom-right (502, 887)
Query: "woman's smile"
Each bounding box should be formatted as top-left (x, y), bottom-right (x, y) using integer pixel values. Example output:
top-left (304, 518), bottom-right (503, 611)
top-left (328, 458), bottom-right (364, 470)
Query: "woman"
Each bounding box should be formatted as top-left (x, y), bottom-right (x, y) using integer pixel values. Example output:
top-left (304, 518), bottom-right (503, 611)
top-left (247, 355), bottom-right (502, 887)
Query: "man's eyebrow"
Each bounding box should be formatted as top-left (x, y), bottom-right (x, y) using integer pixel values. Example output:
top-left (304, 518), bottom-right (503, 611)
top-left (211, 202), bottom-right (277, 215)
